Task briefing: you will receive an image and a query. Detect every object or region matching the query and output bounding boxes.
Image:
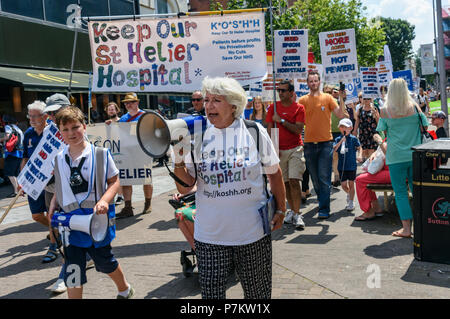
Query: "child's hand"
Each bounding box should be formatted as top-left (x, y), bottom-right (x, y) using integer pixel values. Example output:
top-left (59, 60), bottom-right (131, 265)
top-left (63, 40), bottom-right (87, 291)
top-left (357, 156), bottom-right (363, 163)
top-left (94, 199), bottom-right (109, 214)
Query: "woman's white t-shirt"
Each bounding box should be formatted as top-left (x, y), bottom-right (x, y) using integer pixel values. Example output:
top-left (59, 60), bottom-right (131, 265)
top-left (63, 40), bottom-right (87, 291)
top-left (185, 119), bottom-right (279, 246)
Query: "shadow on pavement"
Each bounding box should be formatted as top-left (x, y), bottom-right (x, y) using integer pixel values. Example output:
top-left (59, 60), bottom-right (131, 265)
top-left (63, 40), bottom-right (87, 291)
top-left (401, 259), bottom-right (450, 289)
top-left (0, 222), bottom-right (47, 238)
top-left (0, 278), bottom-right (56, 299)
top-left (113, 241), bottom-right (192, 259)
top-left (363, 238), bottom-right (413, 259)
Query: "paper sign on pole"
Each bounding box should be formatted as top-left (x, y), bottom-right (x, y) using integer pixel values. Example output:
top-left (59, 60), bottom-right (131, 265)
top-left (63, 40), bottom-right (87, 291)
top-left (360, 67), bottom-right (379, 98)
top-left (17, 123), bottom-right (66, 200)
top-left (319, 28), bottom-right (358, 83)
top-left (86, 123), bottom-right (152, 186)
top-left (345, 78), bottom-right (360, 104)
top-left (88, 12), bottom-right (267, 92)
top-left (375, 61), bottom-right (393, 88)
top-left (274, 29), bottom-right (308, 79)
top-left (420, 43), bottom-right (435, 75)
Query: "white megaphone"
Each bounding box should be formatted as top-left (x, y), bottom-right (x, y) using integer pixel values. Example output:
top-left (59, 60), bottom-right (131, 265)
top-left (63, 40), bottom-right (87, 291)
top-left (136, 110), bottom-right (207, 158)
top-left (51, 211), bottom-right (109, 243)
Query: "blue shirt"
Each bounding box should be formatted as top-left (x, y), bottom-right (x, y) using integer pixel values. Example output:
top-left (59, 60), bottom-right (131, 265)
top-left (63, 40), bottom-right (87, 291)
top-left (334, 134), bottom-right (360, 171)
top-left (118, 110), bottom-right (145, 122)
top-left (23, 126), bottom-right (44, 159)
top-left (244, 108), bottom-right (253, 120)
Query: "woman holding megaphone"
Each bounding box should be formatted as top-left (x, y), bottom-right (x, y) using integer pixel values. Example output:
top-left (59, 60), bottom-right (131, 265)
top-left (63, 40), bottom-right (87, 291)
top-left (172, 76), bottom-right (286, 299)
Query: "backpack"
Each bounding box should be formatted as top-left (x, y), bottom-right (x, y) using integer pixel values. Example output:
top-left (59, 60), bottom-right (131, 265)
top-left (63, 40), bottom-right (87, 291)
top-left (5, 126), bottom-right (21, 153)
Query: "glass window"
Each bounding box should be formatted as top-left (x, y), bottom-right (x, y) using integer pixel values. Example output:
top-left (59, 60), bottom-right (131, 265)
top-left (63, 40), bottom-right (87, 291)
top-left (1, 0), bottom-right (44, 20)
top-left (44, 0), bottom-right (78, 26)
top-left (110, 0), bottom-right (135, 16)
top-left (79, 0), bottom-right (108, 18)
top-left (157, 0), bottom-right (168, 14)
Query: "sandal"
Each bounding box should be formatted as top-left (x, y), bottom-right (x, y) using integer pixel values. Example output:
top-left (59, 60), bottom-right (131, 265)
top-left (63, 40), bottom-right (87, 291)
top-left (42, 249), bottom-right (58, 263)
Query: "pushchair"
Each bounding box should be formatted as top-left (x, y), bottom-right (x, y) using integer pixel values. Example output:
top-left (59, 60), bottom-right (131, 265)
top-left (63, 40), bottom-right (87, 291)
top-left (169, 192), bottom-right (197, 277)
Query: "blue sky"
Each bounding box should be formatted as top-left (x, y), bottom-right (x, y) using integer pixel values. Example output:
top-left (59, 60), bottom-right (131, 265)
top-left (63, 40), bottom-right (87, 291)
top-left (361, 0), bottom-right (449, 53)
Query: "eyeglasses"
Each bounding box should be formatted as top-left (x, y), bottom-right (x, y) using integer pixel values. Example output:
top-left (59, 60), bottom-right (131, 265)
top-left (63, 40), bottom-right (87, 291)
top-left (27, 114), bottom-right (44, 119)
top-left (277, 88), bottom-right (289, 93)
top-left (46, 111), bottom-right (57, 116)
top-left (191, 98), bottom-right (203, 102)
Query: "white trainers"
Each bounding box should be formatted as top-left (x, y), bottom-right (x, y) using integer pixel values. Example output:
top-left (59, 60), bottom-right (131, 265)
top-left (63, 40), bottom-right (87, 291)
top-left (51, 278), bottom-right (67, 294)
top-left (86, 259), bottom-right (95, 269)
top-left (293, 213), bottom-right (305, 229)
top-left (346, 200), bottom-right (355, 211)
top-left (283, 210), bottom-right (295, 224)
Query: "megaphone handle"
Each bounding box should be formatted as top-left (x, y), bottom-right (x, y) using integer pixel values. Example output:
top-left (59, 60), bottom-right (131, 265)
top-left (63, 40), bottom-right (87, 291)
top-left (164, 152), bottom-right (198, 188)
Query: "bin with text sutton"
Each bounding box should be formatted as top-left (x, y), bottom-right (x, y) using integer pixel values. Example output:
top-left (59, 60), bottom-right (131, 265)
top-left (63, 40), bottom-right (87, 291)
top-left (412, 139), bottom-right (450, 265)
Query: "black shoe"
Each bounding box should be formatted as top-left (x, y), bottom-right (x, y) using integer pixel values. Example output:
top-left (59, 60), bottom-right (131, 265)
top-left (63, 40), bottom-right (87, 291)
top-left (115, 196), bottom-right (124, 205)
top-left (6, 192), bottom-right (17, 198)
top-left (116, 206), bottom-right (134, 219)
top-left (181, 250), bottom-right (194, 277)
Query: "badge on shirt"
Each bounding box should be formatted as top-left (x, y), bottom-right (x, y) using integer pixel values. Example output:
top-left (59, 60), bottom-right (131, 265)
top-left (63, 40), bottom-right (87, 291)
top-left (321, 106), bottom-right (325, 111)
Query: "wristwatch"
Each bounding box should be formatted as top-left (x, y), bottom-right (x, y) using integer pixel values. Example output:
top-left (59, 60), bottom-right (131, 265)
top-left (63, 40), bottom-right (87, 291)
top-left (275, 209), bottom-right (286, 217)
top-left (280, 119), bottom-right (286, 125)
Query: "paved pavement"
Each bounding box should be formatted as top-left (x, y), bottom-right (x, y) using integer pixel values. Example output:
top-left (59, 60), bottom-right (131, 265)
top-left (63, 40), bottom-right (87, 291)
top-left (1, 164), bottom-right (449, 300)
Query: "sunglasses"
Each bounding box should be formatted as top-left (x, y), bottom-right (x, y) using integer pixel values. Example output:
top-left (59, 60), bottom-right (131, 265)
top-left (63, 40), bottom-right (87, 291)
top-left (277, 88), bottom-right (289, 93)
top-left (27, 114), bottom-right (44, 119)
top-left (191, 98), bottom-right (203, 102)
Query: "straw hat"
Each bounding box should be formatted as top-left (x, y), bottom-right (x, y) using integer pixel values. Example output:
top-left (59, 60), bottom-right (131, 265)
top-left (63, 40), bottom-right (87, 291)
top-left (121, 92), bottom-right (140, 103)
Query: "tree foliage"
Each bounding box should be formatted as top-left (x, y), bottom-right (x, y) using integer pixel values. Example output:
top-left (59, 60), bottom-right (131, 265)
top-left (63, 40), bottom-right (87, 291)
top-left (379, 17), bottom-right (415, 71)
top-left (223, 0), bottom-right (386, 68)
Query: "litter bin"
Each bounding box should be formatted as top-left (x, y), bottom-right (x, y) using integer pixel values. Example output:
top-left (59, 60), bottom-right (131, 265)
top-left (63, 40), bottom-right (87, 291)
top-left (412, 139), bottom-right (450, 265)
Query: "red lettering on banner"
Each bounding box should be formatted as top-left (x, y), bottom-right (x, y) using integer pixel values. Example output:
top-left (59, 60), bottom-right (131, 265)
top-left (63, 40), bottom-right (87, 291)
top-left (39, 150), bottom-right (47, 160)
top-left (325, 36), bottom-right (350, 46)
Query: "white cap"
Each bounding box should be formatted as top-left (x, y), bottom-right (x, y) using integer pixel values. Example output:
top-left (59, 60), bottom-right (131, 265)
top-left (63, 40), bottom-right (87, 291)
top-left (339, 118), bottom-right (353, 128)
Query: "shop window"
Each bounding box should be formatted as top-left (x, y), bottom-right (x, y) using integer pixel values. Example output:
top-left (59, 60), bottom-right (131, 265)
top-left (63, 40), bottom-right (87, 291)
top-left (44, 0), bottom-right (77, 26)
top-left (1, 0), bottom-right (44, 20)
top-left (110, 0), bottom-right (135, 16)
top-left (156, 0), bottom-right (168, 14)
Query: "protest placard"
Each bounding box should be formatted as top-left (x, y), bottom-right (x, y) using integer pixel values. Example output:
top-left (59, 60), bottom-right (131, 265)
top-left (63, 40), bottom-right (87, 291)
top-left (17, 122), bottom-right (66, 200)
top-left (274, 29), bottom-right (308, 79)
top-left (294, 64), bottom-right (323, 98)
top-left (345, 78), bottom-right (360, 104)
top-left (420, 43), bottom-right (434, 75)
top-left (86, 122), bottom-right (152, 186)
top-left (88, 12), bottom-right (267, 92)
top-left (393, 70), bottom-right (414, 91)
top-left (375, 61), bottom-right (393, 88)
top-left (319, 28), bottom-right (358, 83)
top-left (360, 67), bottom-right (379, 98)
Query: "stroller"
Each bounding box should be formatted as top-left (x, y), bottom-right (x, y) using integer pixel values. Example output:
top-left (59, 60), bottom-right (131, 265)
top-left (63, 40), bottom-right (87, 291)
top-left (169, 192), bottom-right (197, 277)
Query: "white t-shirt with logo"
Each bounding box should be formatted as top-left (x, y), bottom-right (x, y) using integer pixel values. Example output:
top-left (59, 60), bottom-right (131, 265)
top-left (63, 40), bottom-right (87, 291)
top-left (185, 119), bottom-right (279, 246)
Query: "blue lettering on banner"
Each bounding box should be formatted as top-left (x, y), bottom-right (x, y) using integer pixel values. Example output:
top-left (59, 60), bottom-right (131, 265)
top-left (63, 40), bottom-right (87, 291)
top-left (119, 168), bottom-right (152, 180)
top-left (210, 19), bottom-right (260, 30)
top-left (326, 64), bottom-right (355, 74)
top-left (393, 70), bottom-right (413, 91)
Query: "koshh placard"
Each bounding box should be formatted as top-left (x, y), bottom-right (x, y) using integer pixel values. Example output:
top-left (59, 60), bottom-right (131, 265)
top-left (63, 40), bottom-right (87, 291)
top-left (88, 12), bottom-right (267, 92)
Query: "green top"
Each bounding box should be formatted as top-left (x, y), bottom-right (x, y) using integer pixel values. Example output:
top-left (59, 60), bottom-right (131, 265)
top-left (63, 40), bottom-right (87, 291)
top-left (376, 112), bottom-right (428, 165)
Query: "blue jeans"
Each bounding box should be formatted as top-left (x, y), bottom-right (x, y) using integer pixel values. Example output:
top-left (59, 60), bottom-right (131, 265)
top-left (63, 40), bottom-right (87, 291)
top-left (388, 161), bottom-right (413, 221)
top-left (304, 141), bottom-right (333, 214)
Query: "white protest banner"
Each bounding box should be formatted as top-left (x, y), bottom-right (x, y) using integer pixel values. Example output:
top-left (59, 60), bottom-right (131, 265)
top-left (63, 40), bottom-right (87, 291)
top-left (274, 29), bottom-right (308, 79)
top-left (88, 12), bottom-right (267, 92)
top-left (319, 28), bottom-right (358, 83)
top-left (86, 123), bottom-right (152, 186)
top-left (294, 64), bottom-right (324, 98)
top-left (248, 81), bottom-right (263, 97)
top-left (17, 122), bottom-right (66, 200)
top-left (420, 43), bottom-right (434, 75)
top-left (375, 61), bottom-right (393, 88)
top-left (360, 67), bottom-right (379, 98)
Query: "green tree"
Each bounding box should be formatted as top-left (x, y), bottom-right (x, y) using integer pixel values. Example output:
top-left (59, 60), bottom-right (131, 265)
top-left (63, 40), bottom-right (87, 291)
top-left (225, 0), bottom-right (385, 68)
top-left (380, 17), bottom-right (415, 71)
top-left (292, 0), bottom-right (385, 67)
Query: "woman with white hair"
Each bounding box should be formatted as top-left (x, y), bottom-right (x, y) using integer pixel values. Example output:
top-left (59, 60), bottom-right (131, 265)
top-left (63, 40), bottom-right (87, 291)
top-left (172, 76), bottom-right (286, 299)
top-left (376, 78), bottom-right (428, 238)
